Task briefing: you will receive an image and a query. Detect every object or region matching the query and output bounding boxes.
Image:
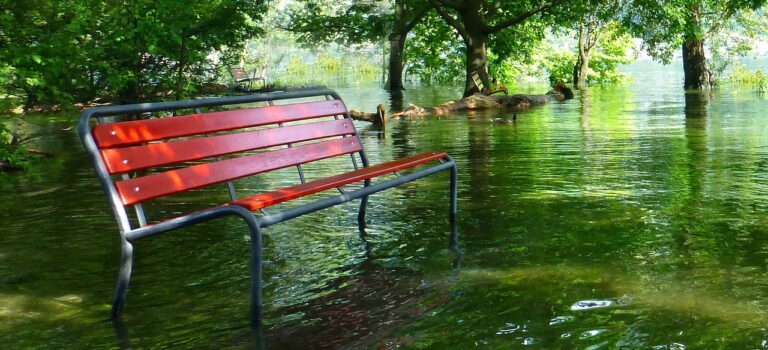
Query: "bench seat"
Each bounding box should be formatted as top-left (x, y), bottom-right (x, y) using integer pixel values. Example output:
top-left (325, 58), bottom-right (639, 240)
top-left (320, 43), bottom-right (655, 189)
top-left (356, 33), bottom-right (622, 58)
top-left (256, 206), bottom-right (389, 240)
top-left (230, 151), bottom-right (447, 210)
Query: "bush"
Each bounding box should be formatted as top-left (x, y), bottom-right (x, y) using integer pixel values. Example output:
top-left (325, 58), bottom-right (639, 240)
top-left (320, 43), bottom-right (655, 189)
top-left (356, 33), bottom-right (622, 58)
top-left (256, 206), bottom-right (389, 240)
top-left (729, 63), bottom-right (767, 93)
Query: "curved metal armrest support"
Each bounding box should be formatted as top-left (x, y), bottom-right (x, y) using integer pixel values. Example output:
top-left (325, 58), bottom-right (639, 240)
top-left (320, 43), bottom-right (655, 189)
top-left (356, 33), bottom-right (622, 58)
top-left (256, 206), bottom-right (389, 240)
top-left (125, 205), bottom-right (260, 241)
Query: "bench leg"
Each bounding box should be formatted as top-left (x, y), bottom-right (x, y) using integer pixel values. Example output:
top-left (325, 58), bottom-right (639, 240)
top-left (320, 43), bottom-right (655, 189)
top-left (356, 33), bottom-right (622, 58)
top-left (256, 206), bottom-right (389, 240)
top-left (449, 164), bottom-right (458, 224)
top-left (111, 240), bottom-right (134, 319)
top-left (248, 221), bottom-right (264, 326)
top-left (357, 179), bottom-right (371, 228)
top-left (449, 164), bottom-right (458, 248)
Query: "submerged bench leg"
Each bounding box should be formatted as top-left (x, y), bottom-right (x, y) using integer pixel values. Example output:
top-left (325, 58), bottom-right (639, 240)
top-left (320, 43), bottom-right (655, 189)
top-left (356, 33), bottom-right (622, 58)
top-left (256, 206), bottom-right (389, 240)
top-left (357, 179), bottom-right (371, 228)
top-left (449, 164), bottom-right (457, 224)
top-left (111, 240), bottom-right (134, 319)
top-left (449, 163), bottom-right (458, 248)
top-left (247, 219), bottom-right (264, 326)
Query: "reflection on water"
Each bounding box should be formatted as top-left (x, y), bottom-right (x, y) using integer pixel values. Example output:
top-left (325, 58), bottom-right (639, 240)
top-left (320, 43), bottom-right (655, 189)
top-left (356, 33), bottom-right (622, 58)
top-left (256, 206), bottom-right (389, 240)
top-left (3, 61), bottom-right (768, 348)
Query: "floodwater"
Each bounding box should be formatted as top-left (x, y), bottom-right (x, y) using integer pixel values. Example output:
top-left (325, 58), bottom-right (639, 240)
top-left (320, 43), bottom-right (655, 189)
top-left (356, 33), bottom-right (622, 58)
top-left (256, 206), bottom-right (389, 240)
top-left (2, 60), bottom-right (768, 349)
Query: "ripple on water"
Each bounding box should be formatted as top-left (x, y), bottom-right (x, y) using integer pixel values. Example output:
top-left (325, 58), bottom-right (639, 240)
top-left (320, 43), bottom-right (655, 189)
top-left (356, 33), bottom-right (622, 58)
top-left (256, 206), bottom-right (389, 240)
top-left (496, 322), bottom-right (523, 335)
top-left (549, 315), bottom-right (575, 326)
top-left (652, 343), bottom-right (686, 350)
top-left (571, 300), bottom-right (613, 311)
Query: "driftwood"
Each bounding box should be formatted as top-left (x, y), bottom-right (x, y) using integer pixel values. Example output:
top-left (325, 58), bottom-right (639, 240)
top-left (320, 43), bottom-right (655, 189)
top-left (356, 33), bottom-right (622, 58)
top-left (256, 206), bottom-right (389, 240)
top-left (392, 85), bottom-right (574, 119)
top-left (349, 104), bottom-right (386, 126)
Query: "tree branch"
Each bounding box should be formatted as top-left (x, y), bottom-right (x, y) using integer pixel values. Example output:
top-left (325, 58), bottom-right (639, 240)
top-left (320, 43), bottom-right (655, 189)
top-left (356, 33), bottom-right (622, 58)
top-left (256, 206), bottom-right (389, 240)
top-left (403, 5), bottom-right (432, 34)
top-left (432, 0), bottom-right (462, 10)
top-left (430, 0), bottom-right (469, 41)
top-left (486, 0), bottom-right (566, 34)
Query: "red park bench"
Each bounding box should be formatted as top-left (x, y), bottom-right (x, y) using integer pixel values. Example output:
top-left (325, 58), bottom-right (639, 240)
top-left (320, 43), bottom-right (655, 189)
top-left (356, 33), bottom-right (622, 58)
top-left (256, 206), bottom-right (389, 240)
top-left (78, 88), bottom-right (458, 324)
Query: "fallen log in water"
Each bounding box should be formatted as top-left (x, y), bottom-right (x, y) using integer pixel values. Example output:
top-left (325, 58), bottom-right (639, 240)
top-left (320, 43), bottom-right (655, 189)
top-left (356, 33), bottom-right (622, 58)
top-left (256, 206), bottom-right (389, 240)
top-left (392, 85), bottom-right (574, 118)
top-left (349, 104), bottom-right (386, 126)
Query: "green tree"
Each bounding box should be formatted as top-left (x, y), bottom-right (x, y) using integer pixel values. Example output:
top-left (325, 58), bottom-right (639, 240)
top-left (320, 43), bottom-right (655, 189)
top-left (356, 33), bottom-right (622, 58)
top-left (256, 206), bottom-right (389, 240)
top-left (567, 1), bottom-right (629, 89)
top-left (0, 0), bottom-right (265, 169)
top-left (0, 0), bottom-right (266, 106)
top-left (429, 0), bottom-right (566, 97)
top-left (403, 10), bottom-right (464, 84)
top-left (624, 0), bottom-right (766, 89)
top-left (285, 0), bottom-right (431, 90)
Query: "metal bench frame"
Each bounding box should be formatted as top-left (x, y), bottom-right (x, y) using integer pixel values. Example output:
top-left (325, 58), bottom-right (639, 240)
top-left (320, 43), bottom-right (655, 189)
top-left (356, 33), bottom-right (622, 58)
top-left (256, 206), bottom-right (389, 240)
top-left (229, 67), bottom-right (265, 91)
top-left (78, 88), bottom-right (457, 325)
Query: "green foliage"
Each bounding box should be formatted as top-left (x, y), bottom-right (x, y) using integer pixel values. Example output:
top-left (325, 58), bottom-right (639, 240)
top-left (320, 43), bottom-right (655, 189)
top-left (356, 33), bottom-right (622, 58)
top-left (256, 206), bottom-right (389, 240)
top-left (0, 0), bottom-right (266, 107)
top-left (624, 0), bottom-right (767, 63)
top-left (586, 25), bottom-right (635, 84)
top-left (709, 9), bottom-right (768, 81)
top-left (544, 51), bottom-right (577, 85)
top-left (282, 0), bottom-right (391, 46)
top-left (0, 121), bottom-right (24, 170)
top-left (277, 52), bottom-right (380, 86)
top-left (284, 56), bottom-right (310, 81)
top-left (729, 63), bottom-right (767, 92)
top-left (404, 11), bottom-right (464, 85)
top-left (542, 24), bottom-right (634, 86)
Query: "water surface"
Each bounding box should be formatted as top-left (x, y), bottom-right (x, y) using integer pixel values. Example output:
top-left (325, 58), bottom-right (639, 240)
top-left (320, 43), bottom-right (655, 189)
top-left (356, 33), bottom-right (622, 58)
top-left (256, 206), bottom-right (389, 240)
top-left (2, 61), bottom-right (768, 349)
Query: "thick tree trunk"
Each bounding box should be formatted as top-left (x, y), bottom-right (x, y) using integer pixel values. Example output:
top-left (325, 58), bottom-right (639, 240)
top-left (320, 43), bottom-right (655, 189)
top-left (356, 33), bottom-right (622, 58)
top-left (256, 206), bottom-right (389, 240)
top-left (463, 34), bottom-right (488, 97)
top-left (682, 5), bottom-right (710, 89)
top-left (682, 38), bottom-right (710, 89)
top-left (386, 33), bottom-right (407, 90)
top-left (386, 1), bottom-right (408, 90)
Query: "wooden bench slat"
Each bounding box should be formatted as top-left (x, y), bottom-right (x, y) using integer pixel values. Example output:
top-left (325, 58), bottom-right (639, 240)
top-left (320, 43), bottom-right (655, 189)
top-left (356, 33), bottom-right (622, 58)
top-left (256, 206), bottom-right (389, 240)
top-left (115, 137), bottom-right (362, 205)
top-left (101, 119), bottom-right (355, 174)
top-left (93, 100), bottom-right (347, 148)
top-left (229, 151), bottom-right (448, 210)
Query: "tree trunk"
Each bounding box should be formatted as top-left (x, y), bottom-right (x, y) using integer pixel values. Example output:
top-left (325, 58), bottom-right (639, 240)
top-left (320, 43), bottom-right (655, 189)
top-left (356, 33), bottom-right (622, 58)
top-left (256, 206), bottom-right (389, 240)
top-left (386, 33), bottom-right (406, 90)
top-left (463, 33), bottom-right (488, 97)
top-left (573, 20), bottom-right (591, 89)
top-left (385, 1), bottom-right (408, 90)
top-left (175, 36), bottom-right (187, 100)
top-left (682, 38), bottom-right (710, 89)
top-left (682, 5), bottom-right (710, 89)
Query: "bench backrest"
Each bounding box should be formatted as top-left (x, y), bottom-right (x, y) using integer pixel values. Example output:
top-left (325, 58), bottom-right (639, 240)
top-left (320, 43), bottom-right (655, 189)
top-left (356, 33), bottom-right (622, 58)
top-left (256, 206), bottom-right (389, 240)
top-left (79, 89), bottom-right (365, 231)
top-left (230, 67), bottom-right (250, 81)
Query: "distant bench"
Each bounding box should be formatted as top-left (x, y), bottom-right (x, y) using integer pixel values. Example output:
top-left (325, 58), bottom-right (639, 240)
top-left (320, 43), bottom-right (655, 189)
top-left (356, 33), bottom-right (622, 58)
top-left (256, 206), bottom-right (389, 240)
top-left (229, 67), bottom-right (265, 91)
top-left (78, 88), bottom-right (457, 324)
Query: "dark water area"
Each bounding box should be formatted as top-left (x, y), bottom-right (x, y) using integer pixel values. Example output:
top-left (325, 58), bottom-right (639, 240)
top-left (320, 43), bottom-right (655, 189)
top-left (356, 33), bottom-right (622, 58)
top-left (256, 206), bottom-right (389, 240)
top-left (3, 60), bottom-right (768, 349)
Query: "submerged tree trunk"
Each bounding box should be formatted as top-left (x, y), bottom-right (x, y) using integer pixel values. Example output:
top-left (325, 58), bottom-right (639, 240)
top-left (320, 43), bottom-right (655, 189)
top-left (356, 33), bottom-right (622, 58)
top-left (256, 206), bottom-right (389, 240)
top-left (573, 20), bottom-right (591, 89)
top-left (386, 33), bottom-right (407, 90)
top-left (682, 38), bottom-right (710, 89)
top-left (430, 0), bottom-right (563, 98)
top-left (682, 5), bottom-right (710, 89)
top-left (385, 0), bottom-right (430, 90)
